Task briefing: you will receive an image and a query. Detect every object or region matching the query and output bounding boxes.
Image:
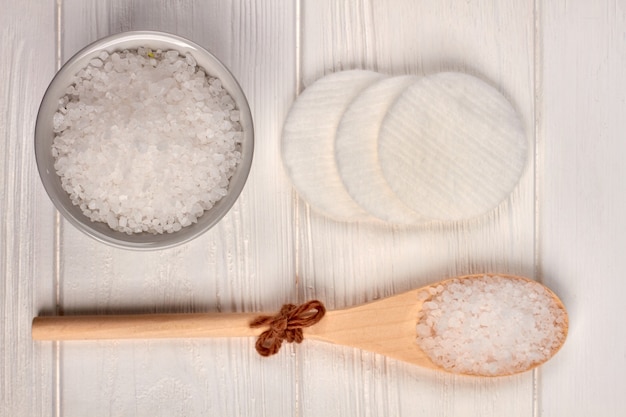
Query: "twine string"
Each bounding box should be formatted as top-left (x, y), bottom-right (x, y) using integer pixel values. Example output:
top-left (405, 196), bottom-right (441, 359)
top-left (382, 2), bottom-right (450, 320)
top-left (249, 300), bottom-right (326, 356)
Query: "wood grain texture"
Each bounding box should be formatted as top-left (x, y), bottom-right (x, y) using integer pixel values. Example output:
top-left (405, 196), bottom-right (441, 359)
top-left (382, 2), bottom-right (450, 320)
top-left (57, 1), bottom-right (299, 416)
top-left (539, 0), bottom-right (626, 415)
top-left (0, 2), bottom-right (57, 416)
top-left (32, 313), bottom-right (263, 340)
top-left (4, 0), bottom-right (624, 415)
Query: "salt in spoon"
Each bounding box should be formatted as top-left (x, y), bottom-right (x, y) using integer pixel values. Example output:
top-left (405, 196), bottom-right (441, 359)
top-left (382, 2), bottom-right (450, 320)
top-left (31, 273), bottom-right (568, 377)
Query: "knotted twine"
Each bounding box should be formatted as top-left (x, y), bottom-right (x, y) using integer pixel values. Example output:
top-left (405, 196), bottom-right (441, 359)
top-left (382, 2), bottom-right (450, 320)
top-left (249, 300), bottom-right (326, 356)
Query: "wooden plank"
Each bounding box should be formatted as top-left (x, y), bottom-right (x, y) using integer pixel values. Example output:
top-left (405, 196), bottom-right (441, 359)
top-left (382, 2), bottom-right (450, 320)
top-left (2, 0), bottom-right (622, 415)
top-left (58, 1), bottom-right (298, 415)
top-left (0, 2), bottom-right (57, 416)
top-left (539, 0), bottom-right (626, 415)
top-left (296, 0), bottom-right (537, 415)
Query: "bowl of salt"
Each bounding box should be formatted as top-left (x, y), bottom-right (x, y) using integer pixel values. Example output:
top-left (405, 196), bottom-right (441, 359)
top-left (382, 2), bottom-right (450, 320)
top-left (35, 31), bottom-right (254, 250)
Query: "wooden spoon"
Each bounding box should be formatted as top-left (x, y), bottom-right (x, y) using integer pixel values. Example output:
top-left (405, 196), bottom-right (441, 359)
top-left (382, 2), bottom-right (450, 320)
top-left (31, 273), bottom-right (568, 377)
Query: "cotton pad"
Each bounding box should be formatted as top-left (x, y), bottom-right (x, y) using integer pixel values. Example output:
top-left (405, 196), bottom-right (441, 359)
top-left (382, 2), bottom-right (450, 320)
top-left (335, 75), bottom-right (426, 224)
top-left (378, 72), bottom-right (527, 221)
top-left (282, 70), bottom-right (384, 220)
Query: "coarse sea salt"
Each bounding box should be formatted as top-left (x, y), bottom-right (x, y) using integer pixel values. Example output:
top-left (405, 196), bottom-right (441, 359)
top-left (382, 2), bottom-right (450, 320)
top-left (415, 275), bottom-right (567, 376)
top-left (52, 47), bottom-right (243, 235)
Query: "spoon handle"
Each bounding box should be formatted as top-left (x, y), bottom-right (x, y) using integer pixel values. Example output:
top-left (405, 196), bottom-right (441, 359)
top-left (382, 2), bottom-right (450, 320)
top-left (32, 313), bottom-right (262, 340)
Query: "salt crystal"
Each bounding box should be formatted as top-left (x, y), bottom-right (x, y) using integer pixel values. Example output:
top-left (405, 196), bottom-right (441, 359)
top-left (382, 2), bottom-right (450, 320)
top-left (185, 54), bottom-right (196, 67)
top-left (51, 48), bottom-right (243, 235)
top-left (53, 113), bottom-right (65, 132)
top-left (165, 50), bottom-right (179, 60)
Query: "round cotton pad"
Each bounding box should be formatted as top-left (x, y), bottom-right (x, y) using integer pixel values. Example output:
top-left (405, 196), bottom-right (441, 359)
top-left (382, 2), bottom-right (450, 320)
top-left (378, 72), bottom-right (527, 221)
top-left (282, 70), bottom-right (384, 220)
top-left (335, 75), bottom-right (425, 224)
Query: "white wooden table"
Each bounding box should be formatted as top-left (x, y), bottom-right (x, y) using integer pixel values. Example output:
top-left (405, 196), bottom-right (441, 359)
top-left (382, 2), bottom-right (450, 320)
top-left (2, 1), bottom-right (625, 416)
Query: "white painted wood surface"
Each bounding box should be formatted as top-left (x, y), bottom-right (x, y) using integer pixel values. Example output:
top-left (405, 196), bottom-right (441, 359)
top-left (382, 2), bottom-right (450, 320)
top-left (1, 0), bottom-right (624, 416)
top-left (539, 1), bottom-right (626, 415)
top-left (1, 3), bottom-right (56, 417)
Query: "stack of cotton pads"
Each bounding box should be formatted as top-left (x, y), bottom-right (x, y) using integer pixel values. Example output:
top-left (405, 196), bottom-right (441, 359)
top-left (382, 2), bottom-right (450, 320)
top-left (281, 70), bottom-right (527, 224)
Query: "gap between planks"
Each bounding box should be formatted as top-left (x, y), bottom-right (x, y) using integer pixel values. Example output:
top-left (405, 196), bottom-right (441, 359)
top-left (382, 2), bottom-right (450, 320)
top-left (53, 1), bottom-right (63, 417)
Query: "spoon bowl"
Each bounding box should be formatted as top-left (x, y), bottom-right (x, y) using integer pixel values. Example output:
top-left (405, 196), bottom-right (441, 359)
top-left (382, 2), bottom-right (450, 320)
top-left (31, 273), bottom-right (568, 377)
top-left (306, 273), bottom-right (568, 376)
